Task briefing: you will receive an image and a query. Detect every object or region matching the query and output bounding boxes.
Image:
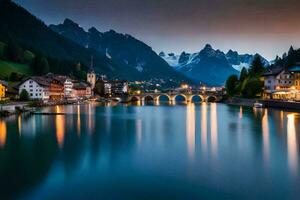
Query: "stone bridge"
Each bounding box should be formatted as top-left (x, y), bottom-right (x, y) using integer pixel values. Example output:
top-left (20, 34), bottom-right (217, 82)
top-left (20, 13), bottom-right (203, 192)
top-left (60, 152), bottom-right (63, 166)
top-left (129, 91), bottom-right (224, 103)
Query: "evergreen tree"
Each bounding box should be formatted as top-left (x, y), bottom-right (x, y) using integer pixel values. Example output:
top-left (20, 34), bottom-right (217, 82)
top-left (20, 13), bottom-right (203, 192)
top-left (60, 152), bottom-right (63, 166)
top-left (288, 46), bottom-right (294, 56)
top-left (248, 55), bottom-right (265, 76)
top-left (225, 75), bottom-right (238, 96)
top-left (32, 54), bottom-right (50, 75)
top-left (241, 78), bottom-right (263, 98)
top-left (239, 67), bottom-right (248, 82)
top-left (19, 89), bottom-right (29, 101)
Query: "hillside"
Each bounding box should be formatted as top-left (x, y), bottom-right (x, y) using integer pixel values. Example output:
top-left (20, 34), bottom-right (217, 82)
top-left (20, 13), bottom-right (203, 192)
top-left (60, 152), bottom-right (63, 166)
top-left (0, 60), bottom-right (32, 79)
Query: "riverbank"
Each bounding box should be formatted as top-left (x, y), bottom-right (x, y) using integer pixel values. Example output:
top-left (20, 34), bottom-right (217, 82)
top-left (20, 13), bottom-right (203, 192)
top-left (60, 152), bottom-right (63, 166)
top-left (263, 99), bottom-right (300, 110)
top-left (223, 97), bottom-right (261, 107)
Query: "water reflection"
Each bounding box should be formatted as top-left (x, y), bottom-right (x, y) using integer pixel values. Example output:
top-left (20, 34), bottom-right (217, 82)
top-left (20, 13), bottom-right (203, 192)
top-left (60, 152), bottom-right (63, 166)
top-left (210, 103), bottom-right (218, 155)
top-left (287, 114), bottom-right (298, 175)
top-left (239, 106), bottom-right (243, 119)
top-left (201, 103), bottom-right (208, 152)
top-left (0, 119), bottom-right (6, 147)
top-left (55, 106), bottom-right (65, 148)
top-left (77, 105), bottom-right (81, 136)
top-left (18, 115), bottom-right (22, 135)
top-left (262, 109), bottom-right (270, 164)
top-left (186, 103), bottom-right (196, 159)
top-left (136, 119), bottom-right (142, 145)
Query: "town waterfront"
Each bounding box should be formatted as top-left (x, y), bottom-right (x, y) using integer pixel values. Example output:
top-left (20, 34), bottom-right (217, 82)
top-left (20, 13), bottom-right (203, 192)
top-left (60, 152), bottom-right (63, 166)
top-left (0, 103), bottom-right (300, 199)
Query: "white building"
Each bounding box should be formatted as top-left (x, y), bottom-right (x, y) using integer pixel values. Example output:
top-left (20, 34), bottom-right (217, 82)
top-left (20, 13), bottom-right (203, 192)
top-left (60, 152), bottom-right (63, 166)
top-left (18, 78), bottom-right (50, 100)
top-left (64, 79), bottom-right (74, 98)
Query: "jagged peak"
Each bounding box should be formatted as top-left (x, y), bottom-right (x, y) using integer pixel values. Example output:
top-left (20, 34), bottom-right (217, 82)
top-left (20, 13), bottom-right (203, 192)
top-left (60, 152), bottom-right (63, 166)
top-left (88, 26), bottom-right (99, 33)
top-left (204, 44), bottom-right (213, 50)
top-left (63, 18), bottom-right (79, 26)
top-left (159, 51), bottom-right (166, 57)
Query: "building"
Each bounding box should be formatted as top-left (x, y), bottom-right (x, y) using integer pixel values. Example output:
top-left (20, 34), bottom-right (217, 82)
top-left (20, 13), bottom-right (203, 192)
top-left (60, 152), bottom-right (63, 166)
top-left (262, 65), bottom-right (300, 101)
top-left (72, 82), bottom-right (92, 98)
top-left (95, 79), bottom-right (112, 97)
top-left (64, 79), bottom-right (74, 98)
top-left (18, 77), bottom-right (50, 100)
top-left (87, 70), bottom-right (96, 90)
top-left (111, 80), bottom-right (129, 96)
top-left (0, 80), bottom-right (8, 100)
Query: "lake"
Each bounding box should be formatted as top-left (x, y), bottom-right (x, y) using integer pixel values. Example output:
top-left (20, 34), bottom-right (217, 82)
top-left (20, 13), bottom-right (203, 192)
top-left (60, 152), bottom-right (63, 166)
top-left (0, 102), bottom-right (299, 199)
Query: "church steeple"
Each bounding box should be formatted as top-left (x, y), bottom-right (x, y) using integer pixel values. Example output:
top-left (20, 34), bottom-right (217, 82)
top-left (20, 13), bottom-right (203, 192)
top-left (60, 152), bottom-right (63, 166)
top-left (87, 55), bottom-right (96, 90)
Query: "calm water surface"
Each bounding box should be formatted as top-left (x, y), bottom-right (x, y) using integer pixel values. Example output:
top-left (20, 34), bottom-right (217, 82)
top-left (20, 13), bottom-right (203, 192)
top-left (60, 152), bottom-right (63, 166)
top-left (0, 103), bottom-right (299, 199)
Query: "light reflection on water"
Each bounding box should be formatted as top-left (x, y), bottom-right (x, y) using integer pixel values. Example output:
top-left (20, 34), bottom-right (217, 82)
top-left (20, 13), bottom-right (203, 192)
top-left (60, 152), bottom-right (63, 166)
top-left (287, 114), bottom-right (298, 175)
top-left (0, 103), bottom-right (299, 199)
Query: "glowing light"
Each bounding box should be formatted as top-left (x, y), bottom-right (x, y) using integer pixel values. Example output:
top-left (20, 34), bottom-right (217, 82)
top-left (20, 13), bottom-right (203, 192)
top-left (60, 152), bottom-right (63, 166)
top-left (0, 120), bottom-right (7, 148)
top-left (181, 84), bottom-right (189, 89)
top-left (287, 114), bottom-right (298, 175)
top-left (186, 103), bottom-right (195, 159)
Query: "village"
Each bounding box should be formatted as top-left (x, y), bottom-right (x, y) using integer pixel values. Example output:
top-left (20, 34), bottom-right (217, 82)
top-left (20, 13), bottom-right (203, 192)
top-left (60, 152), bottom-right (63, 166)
top-left (0, 69), bottom-right (129, 104)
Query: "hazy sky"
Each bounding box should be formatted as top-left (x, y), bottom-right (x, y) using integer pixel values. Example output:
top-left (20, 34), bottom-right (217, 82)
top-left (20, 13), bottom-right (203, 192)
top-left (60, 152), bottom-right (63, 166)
top-left (14, 0), bottom-right (300, 60)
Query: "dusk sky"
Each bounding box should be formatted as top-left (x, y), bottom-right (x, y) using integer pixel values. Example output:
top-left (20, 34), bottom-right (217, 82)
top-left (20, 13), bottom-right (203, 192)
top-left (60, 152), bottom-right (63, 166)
top-left (14, 0), bottom-right (300, 60)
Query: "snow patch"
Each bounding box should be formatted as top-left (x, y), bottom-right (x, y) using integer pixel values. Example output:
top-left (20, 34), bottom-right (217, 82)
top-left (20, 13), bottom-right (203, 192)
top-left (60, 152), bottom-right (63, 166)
top-left (231, 62), bottom-right (250, 71)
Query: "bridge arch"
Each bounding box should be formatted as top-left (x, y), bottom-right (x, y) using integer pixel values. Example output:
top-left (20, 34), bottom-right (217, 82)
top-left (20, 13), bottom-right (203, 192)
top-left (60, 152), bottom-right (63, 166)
top-left (131, 96), bottom-right (141, 102)
top-left (189, 95), bottom-right (204, 103)
top-left (172, 94), bottom-right (187, 102)
top-left (143, 95), bottom-right (154, 102)
top-left (206, 95), bottom-right (218, 102)
top-left (155, 94), bottom-right (171, 102)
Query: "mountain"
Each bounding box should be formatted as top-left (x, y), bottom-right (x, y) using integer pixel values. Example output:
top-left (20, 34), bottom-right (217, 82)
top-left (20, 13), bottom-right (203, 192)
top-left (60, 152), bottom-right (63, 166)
top-left (50, 19), bottom-right (191, 84)
top-left (225, 49), bottom-right (269, 71)
top-left (160, 44), bottom-right (269, 85)
top-left (0, 1), bottom-right (190, 86)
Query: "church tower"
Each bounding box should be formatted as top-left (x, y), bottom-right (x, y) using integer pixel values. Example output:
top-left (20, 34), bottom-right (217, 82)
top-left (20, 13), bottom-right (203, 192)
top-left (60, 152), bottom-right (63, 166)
top-left (87, 56), bottom-right (96, 90)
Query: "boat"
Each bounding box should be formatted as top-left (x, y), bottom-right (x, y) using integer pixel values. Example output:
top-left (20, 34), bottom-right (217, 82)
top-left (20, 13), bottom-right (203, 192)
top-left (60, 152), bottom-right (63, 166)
top-left (253, 102), bottom-right (264, 108)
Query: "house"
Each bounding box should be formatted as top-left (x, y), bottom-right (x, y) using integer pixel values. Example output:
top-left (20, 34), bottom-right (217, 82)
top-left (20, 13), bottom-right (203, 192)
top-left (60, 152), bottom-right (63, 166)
top-left (262, 65), bottom-right (300, 101)
top-left (111, 80), bottom-right (129, 96)
top-left (18, 77), bottom-right (50, 100)
top-left (72, 82), bottom-right (92, 98)
top-left (0, 80), bottom-right (8, 100)
top-left (95, 79), bottom-right (112, 97)
top-left (64, 78), bottom-right (74, 98)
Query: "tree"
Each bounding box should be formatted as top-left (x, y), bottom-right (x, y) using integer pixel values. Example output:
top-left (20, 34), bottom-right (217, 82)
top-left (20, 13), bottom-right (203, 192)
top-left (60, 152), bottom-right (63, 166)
top-left (19, 89), bottom-right (29, 101)
top-left (225, 75), bottom-right (238, 96)
top-left (249, 55), bottom-right (265, 77)
top-left (7, 38), bottom-right (24, 63)
top-left (239, 67), bottom-right (248, 82)
top-left (32, 54), bottom-right (50, 75)
top-left (241, 78), bottom-right (263, 98)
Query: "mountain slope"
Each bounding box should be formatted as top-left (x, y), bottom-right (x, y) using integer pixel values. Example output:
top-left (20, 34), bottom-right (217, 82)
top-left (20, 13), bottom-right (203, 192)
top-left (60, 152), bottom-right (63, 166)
top-left (50, 19), bottom-right (192, 83)
top-left (0, 1), bottom-right (190, 85)
top-left (160, 45), bottom-right (269, 85)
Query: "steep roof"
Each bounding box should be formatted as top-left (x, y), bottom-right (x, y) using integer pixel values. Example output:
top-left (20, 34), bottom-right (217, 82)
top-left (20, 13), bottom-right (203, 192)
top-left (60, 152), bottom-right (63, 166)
top-left (0, 80), bottom-right (8, 87)
top-left (288, 66), bottom-right (300, 72)
top-left (261, 66), bottom-right (283, 76)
